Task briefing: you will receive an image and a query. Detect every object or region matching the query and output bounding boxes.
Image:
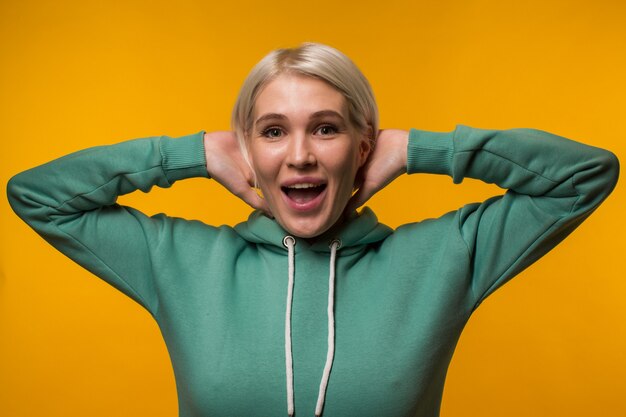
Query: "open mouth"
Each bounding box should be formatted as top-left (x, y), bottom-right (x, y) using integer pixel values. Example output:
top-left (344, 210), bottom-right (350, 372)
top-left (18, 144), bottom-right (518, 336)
top-left (281, 183), bottom-right (327, 204)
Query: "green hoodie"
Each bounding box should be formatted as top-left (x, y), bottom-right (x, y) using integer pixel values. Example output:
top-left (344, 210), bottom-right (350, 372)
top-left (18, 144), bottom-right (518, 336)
top-left (7, 125), bottom-right (619, 417)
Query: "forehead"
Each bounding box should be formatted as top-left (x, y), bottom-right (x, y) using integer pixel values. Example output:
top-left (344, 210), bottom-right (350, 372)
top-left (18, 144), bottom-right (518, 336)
top-left (253, 74), bottom-right (347, 121)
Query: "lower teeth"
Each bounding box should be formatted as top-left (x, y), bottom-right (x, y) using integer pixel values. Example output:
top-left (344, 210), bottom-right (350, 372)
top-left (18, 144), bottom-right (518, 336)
top-left (285, 186), bottom-right (324, 203)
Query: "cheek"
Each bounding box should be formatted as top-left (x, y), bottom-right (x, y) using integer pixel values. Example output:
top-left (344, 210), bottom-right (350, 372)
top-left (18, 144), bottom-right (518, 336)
top-left (327, 148), bottom-right (361, 195)
top-left (249, 151), bottom-right (286, 208)
top-left (334, 143), bottom-right (362, 173)
top-left (250, 146), bottom-right (280, 180)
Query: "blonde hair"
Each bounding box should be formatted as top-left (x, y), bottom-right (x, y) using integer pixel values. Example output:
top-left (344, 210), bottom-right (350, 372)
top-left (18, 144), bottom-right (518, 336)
top-left (231, 42), bottom-right (379, 166)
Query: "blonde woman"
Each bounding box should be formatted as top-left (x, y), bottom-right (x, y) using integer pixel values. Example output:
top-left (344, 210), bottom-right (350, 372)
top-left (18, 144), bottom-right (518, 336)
top-left (8, 42), bottom-right (619, 417)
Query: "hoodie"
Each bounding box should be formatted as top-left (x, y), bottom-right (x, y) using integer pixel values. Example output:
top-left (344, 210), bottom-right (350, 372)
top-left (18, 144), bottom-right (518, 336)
top-left (6, 125), bottom-right (619, 417)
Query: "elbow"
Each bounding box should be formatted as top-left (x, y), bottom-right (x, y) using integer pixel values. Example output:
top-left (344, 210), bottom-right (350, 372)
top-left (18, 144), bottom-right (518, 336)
top-left (579, 148), bottom-right (620, 210)
top-left (6, 170), bottom-right (47, 223)
top-left (568, 147), bottom-right (620, 215)
top-left (6, 172), bottom-right (32, 219)
top-left (7, 173), bottom-right (24, 213)
top-left (598, 149), bottom-right (620, 196)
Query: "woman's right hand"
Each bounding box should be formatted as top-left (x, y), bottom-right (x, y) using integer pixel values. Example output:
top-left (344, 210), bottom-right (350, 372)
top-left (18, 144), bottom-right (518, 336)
top-left (203, 131), bottom-right (272, 216)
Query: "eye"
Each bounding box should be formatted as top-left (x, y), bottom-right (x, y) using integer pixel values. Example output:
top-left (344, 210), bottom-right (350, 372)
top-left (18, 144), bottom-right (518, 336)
top-left (315, 124), bottom-right (338, 136)
top-left (261, 127), bottom-right (283, 139)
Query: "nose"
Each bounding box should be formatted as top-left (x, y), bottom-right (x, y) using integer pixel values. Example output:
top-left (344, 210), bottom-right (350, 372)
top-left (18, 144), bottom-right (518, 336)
top-left (286, 132), bottom-right (316, 169)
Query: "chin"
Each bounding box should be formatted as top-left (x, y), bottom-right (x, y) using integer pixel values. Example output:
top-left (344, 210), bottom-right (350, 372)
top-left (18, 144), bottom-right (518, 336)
top-left (269, 189), bottom-right (351, 239)
top-left (279, 210), bottom-right (345, 240)
top-left (282, 221), bottom-right (328, 239)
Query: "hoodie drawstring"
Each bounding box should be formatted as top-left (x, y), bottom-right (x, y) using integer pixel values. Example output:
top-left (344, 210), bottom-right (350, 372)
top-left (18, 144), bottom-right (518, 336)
top-left (283, 236), bottom-right (296, 417)
top-left (283, 236), bottom-right (340, 417)
top-left (316, 239), bottom-right (340, 416)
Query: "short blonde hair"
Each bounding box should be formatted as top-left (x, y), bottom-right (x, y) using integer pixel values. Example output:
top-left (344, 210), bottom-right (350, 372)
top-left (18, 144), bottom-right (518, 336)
top-left (231, 42), bottom-right (379, 165)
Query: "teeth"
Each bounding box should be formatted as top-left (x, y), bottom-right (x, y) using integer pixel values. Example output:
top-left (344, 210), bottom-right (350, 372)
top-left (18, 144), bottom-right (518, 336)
top-left (287, 183), bottom-right (320, 189)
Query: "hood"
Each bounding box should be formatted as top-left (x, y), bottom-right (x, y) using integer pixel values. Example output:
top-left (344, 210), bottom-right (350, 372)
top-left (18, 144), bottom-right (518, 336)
top-left (234, 206), bottom-right (393, 254)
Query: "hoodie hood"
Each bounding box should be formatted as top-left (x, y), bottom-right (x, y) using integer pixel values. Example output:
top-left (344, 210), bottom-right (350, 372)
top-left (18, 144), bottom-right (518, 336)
top-left (234, 206), bottom-right (393, 254)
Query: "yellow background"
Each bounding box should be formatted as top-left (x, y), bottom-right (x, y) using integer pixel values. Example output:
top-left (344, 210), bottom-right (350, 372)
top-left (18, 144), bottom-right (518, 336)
top-left (1, 0), bottom-right (625, 416)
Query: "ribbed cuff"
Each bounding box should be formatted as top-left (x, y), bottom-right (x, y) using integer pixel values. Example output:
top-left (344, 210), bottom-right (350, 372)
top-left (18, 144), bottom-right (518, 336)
top-left (407, 128), bottom-right (455, 176)
top-left (159, 131), bottom-right (209, 183)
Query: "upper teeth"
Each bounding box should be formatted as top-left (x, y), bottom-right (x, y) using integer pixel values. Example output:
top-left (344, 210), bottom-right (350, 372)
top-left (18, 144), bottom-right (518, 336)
top-left (287, 183), bottom-right (319, 189)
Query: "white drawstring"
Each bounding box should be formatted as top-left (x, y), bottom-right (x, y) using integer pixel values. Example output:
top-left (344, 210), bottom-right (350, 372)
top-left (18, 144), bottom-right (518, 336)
top-left (283, 236), bottom-right (340, 417)
top-left (315, 239), bottom-right (340, 417)
top-left (283, 236), bottom-right (296, 417)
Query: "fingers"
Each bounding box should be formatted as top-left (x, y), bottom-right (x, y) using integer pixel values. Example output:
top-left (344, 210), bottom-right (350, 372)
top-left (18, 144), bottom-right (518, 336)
top-left (346, 182), bottom-right (376, 213)
top-left (236, 187), bottom-right (273, 218)
top-left (345, 194), bottom-right (361, 214)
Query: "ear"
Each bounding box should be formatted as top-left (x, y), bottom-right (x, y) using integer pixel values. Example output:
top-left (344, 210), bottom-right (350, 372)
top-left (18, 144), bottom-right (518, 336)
top-left (241, 132), bottom-right (259, 188)
top-left (357, 126), bottom-right (373, 167)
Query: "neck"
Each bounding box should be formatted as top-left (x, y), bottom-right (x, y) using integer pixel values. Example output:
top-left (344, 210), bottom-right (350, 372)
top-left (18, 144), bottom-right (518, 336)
top-left (301, 208), bottom-right (358, 245)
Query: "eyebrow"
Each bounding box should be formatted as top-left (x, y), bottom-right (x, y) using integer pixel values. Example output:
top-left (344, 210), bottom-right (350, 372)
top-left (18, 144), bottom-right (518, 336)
top-left (254, 110), bottom-right (345, 125)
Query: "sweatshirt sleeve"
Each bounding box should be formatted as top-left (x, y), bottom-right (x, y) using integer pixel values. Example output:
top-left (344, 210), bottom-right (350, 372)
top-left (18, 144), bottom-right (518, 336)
top-left (407, 124), bottom-right (619, 308)
top-left (6, 131), bottom-right (208, 316)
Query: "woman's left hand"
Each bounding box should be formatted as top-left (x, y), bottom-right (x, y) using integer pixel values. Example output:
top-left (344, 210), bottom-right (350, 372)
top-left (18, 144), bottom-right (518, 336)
top-left (347, 129), bottom-right (409, 211)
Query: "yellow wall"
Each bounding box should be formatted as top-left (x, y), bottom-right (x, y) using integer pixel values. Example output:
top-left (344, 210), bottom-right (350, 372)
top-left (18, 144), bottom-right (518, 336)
top-left (1, 0), bottom-right (624, 415)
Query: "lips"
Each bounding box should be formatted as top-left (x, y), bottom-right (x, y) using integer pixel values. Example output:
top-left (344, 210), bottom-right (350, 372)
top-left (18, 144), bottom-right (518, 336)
top-left (280, 179), bottom-right (327, 211)
top-left (282, 183), bottom-right (327, 202)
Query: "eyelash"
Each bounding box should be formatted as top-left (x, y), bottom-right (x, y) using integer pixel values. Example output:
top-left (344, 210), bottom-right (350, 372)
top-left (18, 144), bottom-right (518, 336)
top-left (261, 124), bottom-right (339, 139)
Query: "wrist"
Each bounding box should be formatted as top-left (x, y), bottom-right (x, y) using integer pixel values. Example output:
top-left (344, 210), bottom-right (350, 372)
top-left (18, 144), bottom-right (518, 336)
top-left (407, 128), bottom-right (454, 175)
top-left (160, 130), bottom-right (210, 182)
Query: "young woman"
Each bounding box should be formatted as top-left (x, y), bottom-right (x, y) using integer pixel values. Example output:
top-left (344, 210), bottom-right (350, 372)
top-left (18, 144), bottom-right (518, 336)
top-left (7, 42), bottom-right (619, 417)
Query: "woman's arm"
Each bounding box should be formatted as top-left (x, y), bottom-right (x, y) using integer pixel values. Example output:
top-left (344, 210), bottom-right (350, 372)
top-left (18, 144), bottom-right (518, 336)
top-left (352, 125), bottom-right (619, 306)
top-left (6, 131), bottom-right (209, 315)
